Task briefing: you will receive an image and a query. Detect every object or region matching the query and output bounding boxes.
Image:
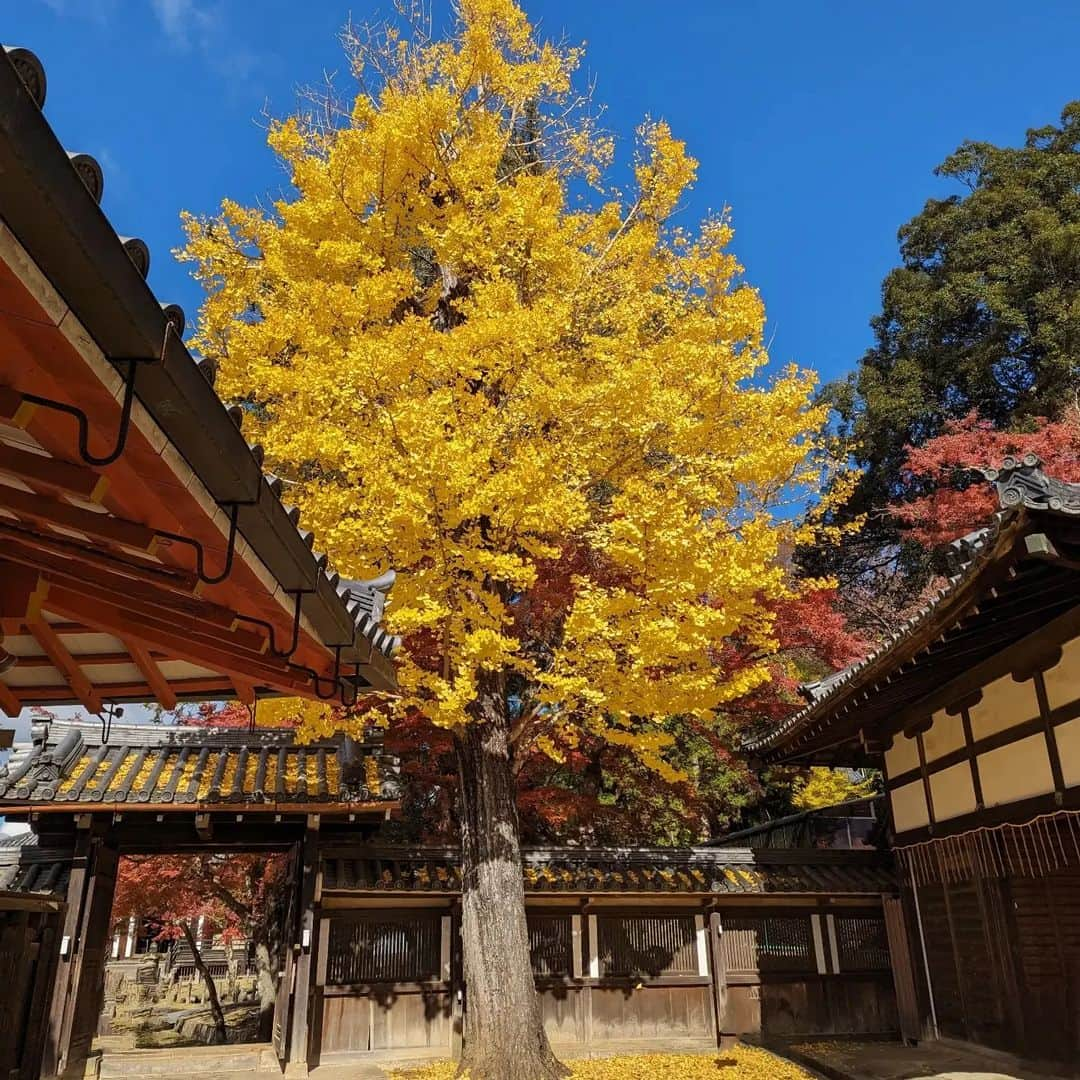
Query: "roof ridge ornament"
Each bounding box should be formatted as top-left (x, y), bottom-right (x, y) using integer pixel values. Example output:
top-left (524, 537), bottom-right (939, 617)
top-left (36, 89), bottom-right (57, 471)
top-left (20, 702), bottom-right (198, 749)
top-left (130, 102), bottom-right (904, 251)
top-left (981, 454), bottom-right (1080, 515)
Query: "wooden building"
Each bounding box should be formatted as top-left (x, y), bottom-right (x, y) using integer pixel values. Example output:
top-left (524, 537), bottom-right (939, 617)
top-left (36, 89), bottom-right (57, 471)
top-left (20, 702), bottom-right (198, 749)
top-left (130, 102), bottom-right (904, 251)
top-left (748, 456), bottom-right (1080, 1066)
top-left (0, 44), bottom-right (397, 718)
top-left (0, 719), bottom-right (904, 1076)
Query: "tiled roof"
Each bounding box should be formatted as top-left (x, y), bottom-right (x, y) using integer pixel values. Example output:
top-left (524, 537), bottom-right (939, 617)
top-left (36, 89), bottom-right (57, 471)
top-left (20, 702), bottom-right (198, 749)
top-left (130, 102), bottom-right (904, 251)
top-left (0, 46), bottom-right (400, 711)
top-left (0, 831), bottom-right (69, 894)
top-left (0, 720), bottom-right (398, 807)
top-left (321, 846), bottom-right (895, 895)
top-left (745, 457), bottom-right (1080, 758)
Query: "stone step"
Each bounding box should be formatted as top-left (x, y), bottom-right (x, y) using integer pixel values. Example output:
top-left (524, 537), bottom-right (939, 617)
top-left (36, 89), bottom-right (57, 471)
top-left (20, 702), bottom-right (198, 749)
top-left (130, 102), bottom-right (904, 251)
top-left (95, 1043), bottom-right (275, 1078)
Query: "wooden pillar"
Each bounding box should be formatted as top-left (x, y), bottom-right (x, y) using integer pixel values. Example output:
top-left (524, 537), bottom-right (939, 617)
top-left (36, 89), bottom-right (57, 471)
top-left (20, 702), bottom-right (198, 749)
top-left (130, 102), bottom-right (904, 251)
top-left (286, 815), bottom-right (320, 1076)
top-left (884, 893), bottom-right (926, 1044)
top-left (450, 901), bottom-right (464, 1060)
top-left (43, 818), bottom-right (118, 1079)
top-left (707, 911), bottom-right (733, 1050)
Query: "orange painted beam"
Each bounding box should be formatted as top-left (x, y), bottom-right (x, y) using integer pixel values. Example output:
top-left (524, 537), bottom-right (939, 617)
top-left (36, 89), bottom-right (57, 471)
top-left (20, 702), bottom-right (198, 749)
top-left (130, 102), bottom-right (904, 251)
top-left (26, 616), bottom-right (102, 714)
top-left (120, 636), bottom-right (178, 710)
top-left (0, 441), bottom-right (108, 502)
top-left (0, 483), bottom-right (157, 552)
top-left (0, 679), bottom-right (21, 717)
top-left (230, 678), bottom-right (256, 706)
top-left (0, 521), bottom-right (198, 594)
top-left (44, 589), bottom-right (316, 698)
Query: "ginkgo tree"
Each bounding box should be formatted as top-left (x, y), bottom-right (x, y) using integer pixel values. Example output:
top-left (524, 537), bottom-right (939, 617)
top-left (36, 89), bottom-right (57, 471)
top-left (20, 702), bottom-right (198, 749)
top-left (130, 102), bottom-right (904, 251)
top-left (182, 2), bottom-right (836, 1074)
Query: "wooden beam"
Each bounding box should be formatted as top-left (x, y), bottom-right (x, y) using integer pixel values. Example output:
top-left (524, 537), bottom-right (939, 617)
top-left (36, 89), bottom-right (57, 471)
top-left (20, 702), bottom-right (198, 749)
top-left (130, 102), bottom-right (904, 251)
top-left (0, 562), bottom-right (46, 633)
top-left (26, 616), bottom-right (102, 714)
top-left (0, 678), bottom-right (22, 717)
top-left (120, 636), bottom-right (177, 710)
top-left (0, 483), bottom-right (157, 552)
top-left (0, 441), bottom-right (108, 502)
top-left (231, 678), bottom-right (255, 706)
top-left (0, 385), bottom-right (36, 427)
top-left (0, 521), bottom-right (197, 594)
top-left (15, 651), bottom-right (167, 668)
top-left (43, 589), bottom-right (316, 697)
top-left (41, 580), bottom-right (269, 661)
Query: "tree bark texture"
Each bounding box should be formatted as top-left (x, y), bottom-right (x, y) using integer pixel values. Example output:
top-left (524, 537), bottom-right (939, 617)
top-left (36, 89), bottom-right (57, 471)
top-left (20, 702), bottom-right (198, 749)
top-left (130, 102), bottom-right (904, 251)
top-left (181, 922), bottom-right (229, 1045)
top-left (454, 671), bottom-right (569, 1079)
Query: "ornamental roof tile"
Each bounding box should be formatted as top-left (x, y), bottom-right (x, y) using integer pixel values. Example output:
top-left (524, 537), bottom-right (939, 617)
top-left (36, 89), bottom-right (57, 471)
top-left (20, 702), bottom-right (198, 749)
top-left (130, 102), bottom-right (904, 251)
top-left (0, 720), bottom-right (397, 807)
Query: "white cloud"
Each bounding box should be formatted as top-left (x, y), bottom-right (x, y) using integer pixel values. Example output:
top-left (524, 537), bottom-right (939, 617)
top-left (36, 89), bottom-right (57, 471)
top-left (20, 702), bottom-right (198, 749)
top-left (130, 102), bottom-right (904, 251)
top-left (151, 0), bottom-right (217, 51)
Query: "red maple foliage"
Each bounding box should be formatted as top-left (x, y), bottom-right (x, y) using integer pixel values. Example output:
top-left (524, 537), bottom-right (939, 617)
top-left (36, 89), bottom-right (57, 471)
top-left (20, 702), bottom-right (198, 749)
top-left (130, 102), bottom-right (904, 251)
top-left (891, 409), bottom-right (1080, 546)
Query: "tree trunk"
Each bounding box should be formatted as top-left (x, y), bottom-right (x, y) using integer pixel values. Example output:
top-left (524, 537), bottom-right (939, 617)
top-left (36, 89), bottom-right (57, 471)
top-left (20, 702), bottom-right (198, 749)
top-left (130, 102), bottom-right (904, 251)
top-left (454, 671), bottom-right (569, 1079)
top-left (182, 921), bottom-right (229, 1045)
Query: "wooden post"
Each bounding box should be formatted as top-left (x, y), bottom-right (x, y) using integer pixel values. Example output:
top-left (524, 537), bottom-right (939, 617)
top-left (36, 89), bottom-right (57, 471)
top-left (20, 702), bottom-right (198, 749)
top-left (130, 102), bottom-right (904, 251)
top-left (450, 902), bottom-right (464, 1061)
top-left (708, 911), bottom-right (732, 1050)
top-left (44, 820), bottom-right (118, 1079)
top-left (884, 894), bottom-right (923, 1044)
top-left (286, 815), bottom-right (320, 1076)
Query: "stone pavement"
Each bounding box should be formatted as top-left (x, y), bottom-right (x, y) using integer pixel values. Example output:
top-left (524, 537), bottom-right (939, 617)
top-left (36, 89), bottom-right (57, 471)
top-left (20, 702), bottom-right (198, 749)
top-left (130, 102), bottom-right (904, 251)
top-left (782, 1038), bottom-right (1072, 1080)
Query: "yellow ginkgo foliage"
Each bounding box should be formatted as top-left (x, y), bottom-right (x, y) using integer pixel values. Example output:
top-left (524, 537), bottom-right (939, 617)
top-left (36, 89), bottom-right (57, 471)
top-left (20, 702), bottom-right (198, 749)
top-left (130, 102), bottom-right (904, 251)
top-left (181, 2), bottom-right (835, 1075)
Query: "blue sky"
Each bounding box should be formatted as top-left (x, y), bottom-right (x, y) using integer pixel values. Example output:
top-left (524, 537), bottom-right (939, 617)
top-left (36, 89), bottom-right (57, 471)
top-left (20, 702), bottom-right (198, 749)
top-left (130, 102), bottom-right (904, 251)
top-left (9, 0), bottom-right (1080, 387)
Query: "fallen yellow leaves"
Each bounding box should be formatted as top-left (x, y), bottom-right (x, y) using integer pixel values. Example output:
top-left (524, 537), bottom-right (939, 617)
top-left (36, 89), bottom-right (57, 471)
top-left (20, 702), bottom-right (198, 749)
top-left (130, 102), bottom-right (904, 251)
top-left (390, 1045), bottom-right (813, 1080)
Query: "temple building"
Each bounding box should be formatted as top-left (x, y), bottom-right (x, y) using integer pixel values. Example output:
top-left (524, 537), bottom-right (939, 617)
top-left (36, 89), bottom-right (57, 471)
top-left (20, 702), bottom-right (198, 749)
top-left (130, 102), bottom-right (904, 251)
top-left (749, 455), bottom-right (1080, 1067)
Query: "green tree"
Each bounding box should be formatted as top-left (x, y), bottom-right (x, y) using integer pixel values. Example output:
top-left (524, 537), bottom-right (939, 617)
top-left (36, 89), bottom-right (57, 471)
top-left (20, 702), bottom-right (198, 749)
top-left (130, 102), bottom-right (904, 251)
top-left (808, 102), bottom-right (1080, 628)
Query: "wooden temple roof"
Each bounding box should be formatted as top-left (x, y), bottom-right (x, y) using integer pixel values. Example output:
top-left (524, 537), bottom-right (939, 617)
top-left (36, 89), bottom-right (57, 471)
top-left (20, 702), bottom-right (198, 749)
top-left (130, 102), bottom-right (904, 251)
top-left (0, 720), bottom-right (397, 812)
top-left (747, 458), bottom-right (1080, 766)
top-left (0, 47), bottom-right (398, 716)
top-left (320, 845), bottom-right (895, 896)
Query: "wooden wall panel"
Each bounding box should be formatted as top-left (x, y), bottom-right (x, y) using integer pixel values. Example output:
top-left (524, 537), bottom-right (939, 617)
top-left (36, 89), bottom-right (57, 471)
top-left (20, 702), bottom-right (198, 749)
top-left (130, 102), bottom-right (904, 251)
top-left (538, 985), bottom-right (582, 1044)
top-left (590, 985), bottom-right (711, 1042)
top-left (320, 990), bottom-right (452, 1055)
top-left (320, 995), bottom-right (369, 1055)
top-left (370, 989), bottom-right (451, 1051)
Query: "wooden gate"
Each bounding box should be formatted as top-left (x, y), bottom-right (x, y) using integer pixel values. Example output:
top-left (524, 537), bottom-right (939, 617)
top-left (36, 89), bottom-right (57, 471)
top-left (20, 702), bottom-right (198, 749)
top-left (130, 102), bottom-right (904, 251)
top-left (0, 891), bottom-right (65, 1080)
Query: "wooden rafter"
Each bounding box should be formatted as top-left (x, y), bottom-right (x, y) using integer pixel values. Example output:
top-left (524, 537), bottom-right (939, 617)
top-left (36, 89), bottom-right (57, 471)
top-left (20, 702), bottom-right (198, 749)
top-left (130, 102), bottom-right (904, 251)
top-left (230, 678), bottom-right (256, 706)
top-left (0, 482), bottom-right (157, 552)
top-left (43, 589), bottom-right (315, 697)
top-left (25, 616), bottom-right (102, 714)
top-left (14, 651), bottom-right (167, 668)
top-left (0, 521), bottom-right (197, 594)
top-left (0, 440), bottom-right (108, 502)
top-left (0, 679), bottom-right (21, 718)
top-left (120, 635), bottom-right (178, 710)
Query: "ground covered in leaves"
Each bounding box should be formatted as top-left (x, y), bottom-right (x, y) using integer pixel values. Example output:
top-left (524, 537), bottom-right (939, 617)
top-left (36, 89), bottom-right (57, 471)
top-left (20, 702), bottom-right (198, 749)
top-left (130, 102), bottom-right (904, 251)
top-left (390, 1045), bottom-right (813, 1079)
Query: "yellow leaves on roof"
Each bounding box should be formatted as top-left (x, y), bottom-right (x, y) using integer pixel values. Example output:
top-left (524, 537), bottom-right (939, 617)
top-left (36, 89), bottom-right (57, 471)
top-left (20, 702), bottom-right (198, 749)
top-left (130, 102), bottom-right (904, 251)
top-left (391, 1045), bottom-right (813, 1080)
